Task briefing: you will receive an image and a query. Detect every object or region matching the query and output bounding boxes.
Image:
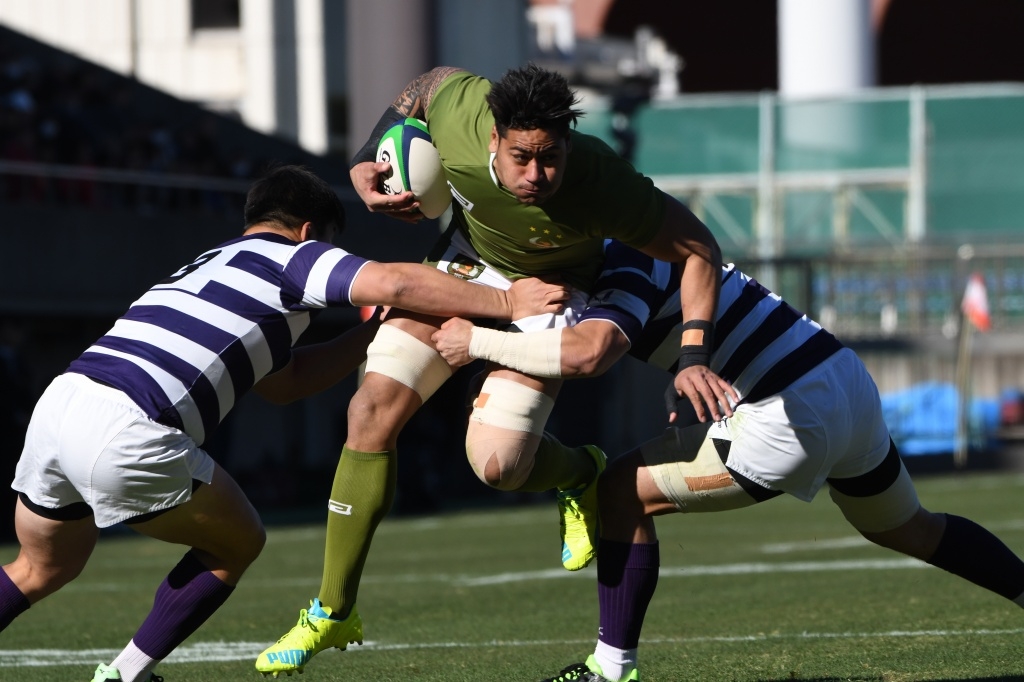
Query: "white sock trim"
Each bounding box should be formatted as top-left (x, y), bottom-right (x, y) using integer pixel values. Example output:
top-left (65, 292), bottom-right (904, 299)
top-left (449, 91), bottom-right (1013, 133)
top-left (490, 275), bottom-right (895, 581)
top-left (595, 639), bottom-right (638, 682)
top-left (110, 639), bottom-right (159, 682)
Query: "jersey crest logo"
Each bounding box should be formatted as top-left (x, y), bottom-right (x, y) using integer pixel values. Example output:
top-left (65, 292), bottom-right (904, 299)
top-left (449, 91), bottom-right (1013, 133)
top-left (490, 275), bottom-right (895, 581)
top-left (528, 227), bottom-right (562, 249)
top-left (449, 181), bottom-right (473, 211)
top-left (447, 255), bottom-right (484, 280)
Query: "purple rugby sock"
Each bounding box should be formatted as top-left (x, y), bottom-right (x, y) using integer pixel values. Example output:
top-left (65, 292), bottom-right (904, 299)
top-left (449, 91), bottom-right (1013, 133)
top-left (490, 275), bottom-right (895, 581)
top-left (597, 540), bottom-right (660, 648)
top-left (0, 568), bottom-right (30, 631)
top-left (132, 551), bottom-right (234, 659)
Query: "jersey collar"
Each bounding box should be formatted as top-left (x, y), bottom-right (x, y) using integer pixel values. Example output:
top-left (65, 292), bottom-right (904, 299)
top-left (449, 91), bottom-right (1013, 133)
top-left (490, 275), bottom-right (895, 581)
top-left (488, 152), bottom-right (501, 188)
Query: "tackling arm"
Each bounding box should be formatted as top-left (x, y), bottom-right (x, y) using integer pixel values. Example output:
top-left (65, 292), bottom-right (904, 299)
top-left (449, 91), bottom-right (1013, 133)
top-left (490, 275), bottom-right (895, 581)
top-left (253, 314), bottom-right (383, 404)
top-left (637, 195), bottom-right (722, 326)
top-left (432, 318), bottom-right (631, 378)
top-left (349, 261), bottom-right (567, 321)
top-left (638, 194), bottom-right (736, 422)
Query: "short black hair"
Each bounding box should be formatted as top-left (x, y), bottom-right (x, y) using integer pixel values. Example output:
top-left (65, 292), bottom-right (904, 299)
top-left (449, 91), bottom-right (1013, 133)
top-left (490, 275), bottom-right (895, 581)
top-left (486, 63), bottom-right (584, 138)
top-left (243, 164), bottom-right (345, 239)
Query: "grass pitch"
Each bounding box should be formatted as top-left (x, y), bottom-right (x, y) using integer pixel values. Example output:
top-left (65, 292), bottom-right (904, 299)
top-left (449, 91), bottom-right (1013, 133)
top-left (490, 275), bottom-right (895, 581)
top-left (1, 470), bottom-right (1023, 681)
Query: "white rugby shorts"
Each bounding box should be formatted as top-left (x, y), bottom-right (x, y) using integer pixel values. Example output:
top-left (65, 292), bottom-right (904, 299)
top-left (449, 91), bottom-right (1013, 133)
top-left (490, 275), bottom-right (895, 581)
top-left (13, 372), bottom-right (215, 528)
top-left (649, 348), bottom-right (892, 503)
top-left (435, 228), bottom-right (588, 332)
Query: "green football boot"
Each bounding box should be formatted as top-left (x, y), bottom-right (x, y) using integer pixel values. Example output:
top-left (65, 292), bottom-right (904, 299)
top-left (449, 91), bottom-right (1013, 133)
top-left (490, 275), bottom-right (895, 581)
top-left (89, 663), bottom-right (163, 681)
top-left (255, 599), bottom-right (363, 677)
top-left (539, 655), bottom-right (639, 681)
top-left (558, 445), bottom-right (607, 571)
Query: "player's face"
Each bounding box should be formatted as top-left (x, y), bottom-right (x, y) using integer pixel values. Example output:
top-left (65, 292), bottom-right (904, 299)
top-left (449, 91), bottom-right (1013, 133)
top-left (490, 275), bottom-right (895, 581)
top-left (489, 126), bottom-right (569, 205)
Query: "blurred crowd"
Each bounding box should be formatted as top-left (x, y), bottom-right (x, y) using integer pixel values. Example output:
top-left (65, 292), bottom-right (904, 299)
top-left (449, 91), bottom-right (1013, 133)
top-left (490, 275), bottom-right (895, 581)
top-left (0, 38), bottom-right (260, 212)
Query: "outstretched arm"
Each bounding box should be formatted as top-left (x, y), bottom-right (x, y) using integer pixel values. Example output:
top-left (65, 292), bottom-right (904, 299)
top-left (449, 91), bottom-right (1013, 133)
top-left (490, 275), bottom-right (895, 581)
top-left (349, 67), bottom-right (465, 222)
top-left (253, 313), bottom-right (383, 404)
top-left (349, 261), bottom-right (568, 321)
top-left (432, 318), bottom-right (631, 378)
top-left (639, 195), bottom-right (735, 423)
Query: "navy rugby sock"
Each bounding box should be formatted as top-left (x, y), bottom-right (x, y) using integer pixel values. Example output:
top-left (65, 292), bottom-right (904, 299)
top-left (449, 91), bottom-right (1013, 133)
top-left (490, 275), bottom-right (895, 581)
top-left (131, 551), bottom-right (234, 659)
top-left (597, 540), bottom-right (660, 648)
top-left (926, 513), bottom-right (1024, 604)
top-left (0, 567), bottom-right (30, 631)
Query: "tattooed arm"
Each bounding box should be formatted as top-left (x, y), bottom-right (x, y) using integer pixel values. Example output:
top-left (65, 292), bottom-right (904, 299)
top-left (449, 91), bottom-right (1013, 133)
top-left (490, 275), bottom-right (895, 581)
top-left (349, 67), bottom-right (465, 222)
top-left (391, 66), bottom-right (465, 119)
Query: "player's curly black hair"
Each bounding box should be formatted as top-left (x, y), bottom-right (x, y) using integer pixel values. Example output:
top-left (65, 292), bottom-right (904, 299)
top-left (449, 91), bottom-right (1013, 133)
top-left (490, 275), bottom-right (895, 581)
top-left (486, 63), bottom-right (584, 138)
top-left (243, 164), bottom-right (345, 240)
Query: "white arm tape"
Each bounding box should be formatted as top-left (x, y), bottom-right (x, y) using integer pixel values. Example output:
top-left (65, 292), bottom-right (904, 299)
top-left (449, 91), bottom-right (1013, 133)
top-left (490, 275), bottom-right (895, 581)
top-left (468, 326), bottom-right (563, 377)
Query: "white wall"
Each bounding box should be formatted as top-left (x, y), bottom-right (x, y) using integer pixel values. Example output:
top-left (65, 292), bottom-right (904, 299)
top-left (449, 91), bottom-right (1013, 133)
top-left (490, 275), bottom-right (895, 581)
top-left (136, 1), bottom-right (245, 112)
top-left (0, 0), bottom-right (134, 70)
top-left (0, 0), bottom-right (245, 110)
top-left (0, 0), bottom-right (529, 157)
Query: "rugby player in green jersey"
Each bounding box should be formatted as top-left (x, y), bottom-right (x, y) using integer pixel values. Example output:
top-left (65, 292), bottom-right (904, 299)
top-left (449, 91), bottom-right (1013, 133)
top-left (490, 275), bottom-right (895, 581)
top-left (257, 64), bottom-right (732, 677)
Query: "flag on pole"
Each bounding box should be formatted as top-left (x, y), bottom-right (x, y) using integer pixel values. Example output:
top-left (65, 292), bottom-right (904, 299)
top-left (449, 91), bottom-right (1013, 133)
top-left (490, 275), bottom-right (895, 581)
top-left (961, 272), bottom-right (991, 332)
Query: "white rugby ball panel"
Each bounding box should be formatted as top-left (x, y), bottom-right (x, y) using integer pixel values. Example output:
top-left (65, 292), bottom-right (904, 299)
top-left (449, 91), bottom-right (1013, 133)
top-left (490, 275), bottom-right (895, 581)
top-left (376, 118), bottom-right (451, 219)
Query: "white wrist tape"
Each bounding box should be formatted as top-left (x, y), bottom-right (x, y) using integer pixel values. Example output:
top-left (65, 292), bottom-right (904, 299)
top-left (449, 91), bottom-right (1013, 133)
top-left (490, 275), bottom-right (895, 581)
top-left (468, 326), bottom-right (563, 377)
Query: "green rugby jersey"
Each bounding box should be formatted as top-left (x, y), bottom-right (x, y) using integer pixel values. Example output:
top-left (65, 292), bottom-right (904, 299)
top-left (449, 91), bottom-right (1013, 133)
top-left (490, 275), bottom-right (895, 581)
top-left (426, 71), bottom-right (664, 291)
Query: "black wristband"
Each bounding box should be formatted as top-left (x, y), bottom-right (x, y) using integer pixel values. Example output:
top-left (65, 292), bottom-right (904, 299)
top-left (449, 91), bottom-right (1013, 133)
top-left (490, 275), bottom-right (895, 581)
top-left (349, 106), bottom-right (406, 168)
top-left (677, 319), bottom-right (714, 370)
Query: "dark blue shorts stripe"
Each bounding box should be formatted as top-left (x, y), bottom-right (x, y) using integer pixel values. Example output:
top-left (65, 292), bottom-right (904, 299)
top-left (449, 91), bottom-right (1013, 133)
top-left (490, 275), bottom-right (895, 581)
top-left (827, 439), bottom-right (902, 497)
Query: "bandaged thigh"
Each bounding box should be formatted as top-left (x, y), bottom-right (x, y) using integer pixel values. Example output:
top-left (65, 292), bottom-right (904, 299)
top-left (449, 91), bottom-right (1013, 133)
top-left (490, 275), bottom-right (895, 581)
top-left (466, 377), bottom-right (554, 490)
top-left (640, 424), bottom-right (761, 512)
top-left (363, 324), bottom-right (452, 403)
top-left (828, 460), bottom-right (920, 533)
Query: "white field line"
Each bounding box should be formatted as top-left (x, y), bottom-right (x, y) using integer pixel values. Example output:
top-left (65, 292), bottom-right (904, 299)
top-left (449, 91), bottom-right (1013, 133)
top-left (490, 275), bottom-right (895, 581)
top-left (760, 536), bottom-right (872, 553)
top-left (56, 557), bottom-right (937, 593)
top-left (58, 557), bottom-right (934, 594)
top-left (760, 520), bottom-right (1024, 555)
top-left (3, 627), bottom-right (1024, 668)
top-left (456, 557), bottom-right (931, 586)
top-left (3, 553), bottom-right (1016, 668)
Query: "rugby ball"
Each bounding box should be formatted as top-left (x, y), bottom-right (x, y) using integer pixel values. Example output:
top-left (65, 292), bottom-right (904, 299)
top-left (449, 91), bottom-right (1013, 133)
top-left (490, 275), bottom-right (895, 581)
top-left (376, 118), bottom-right (451, 219)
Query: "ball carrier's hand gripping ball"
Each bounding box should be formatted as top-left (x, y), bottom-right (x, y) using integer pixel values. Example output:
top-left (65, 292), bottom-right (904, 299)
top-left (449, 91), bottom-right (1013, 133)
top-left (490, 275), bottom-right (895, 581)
top-left (376, 118), bottom-right (452, 219)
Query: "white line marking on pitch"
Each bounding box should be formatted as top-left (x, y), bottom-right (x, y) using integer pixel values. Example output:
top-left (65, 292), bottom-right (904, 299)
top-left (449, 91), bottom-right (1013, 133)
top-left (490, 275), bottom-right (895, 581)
top-left (760, 521), bottom-right (1024, 554)
top-left (760, 536), bottom-right (871, 553)
top-left (56, 557), bottom-right (936, 594)
top-left (455, 557), bottom-right (928, 585)
top-left (3, 628), bottom-right (1024, 668)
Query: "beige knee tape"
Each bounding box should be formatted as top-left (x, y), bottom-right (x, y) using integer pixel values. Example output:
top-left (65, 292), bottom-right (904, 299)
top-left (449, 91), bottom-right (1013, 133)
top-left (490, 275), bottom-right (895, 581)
top-left (465, 421), bottom-right (542, 490)
top-left (828, 461), bottom-right (921, 533)
top-left (465, 377), bottom-right (555, 490)
top-left (640, 425), bottom-right (759, 513)
top-left (364, 325), bottom-right (452, 402)
top-left (469, 377), bottom-right (554, 434)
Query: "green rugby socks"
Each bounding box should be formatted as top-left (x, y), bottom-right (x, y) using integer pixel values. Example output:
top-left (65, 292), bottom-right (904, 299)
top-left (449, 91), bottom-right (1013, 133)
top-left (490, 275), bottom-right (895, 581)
top-left (318, 446), bottom-right (397, 617)
top-left (519, 432), bottom-right (595, 492)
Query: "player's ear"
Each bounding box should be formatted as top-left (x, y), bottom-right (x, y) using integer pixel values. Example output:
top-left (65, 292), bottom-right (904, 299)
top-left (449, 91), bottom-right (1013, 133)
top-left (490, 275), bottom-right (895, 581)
top-left (488, 126), bottom-right (499, 154)
top-left (299, 222), bottom-right (314, 242)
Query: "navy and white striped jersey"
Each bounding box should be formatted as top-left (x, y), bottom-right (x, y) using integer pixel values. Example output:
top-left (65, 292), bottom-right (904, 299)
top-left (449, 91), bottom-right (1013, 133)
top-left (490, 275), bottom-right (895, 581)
top-left (578, 240), bottom-right (843, 405)
top-left (66, 233), bottom-right (370, 445)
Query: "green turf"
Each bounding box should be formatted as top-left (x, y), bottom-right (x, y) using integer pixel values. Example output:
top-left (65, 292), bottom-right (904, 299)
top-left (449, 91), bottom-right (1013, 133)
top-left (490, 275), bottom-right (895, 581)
top-left (2, 471), bottom-right (1023, 681)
